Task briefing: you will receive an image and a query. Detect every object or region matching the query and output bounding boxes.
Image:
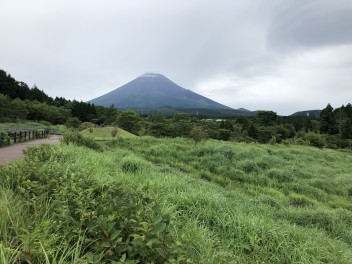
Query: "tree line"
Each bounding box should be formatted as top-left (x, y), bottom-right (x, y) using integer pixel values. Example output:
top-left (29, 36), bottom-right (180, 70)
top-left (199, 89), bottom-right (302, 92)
top-left (116, 105), bottom-right (352, 149)
top-left (0, 69), bottom-right (118, 125)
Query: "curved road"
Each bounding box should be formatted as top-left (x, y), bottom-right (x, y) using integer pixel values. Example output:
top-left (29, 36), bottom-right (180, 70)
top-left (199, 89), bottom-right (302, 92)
top-left (0, 135), bottom-right (61, 164)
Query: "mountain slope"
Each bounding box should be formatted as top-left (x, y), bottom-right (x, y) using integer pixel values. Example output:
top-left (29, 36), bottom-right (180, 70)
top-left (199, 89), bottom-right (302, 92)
top-left (89, 73), bottom-right (232, 109)
top-left (290, 110), bottom-right (321, 118)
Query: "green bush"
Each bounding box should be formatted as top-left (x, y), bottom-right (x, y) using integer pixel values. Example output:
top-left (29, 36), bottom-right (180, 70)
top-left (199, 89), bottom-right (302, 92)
top-left (0, 130), bottom-right (10, 146)
top-left (121, 155), bottom-right (148, 173)
top-left (62, 131), bottom-right (103, 151)
top-left (303, 132), bottom-right (326, 148)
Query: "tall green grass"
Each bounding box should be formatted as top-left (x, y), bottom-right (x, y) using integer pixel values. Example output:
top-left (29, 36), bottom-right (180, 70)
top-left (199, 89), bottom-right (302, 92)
top-left (1, 137), bottom-right (352, 263)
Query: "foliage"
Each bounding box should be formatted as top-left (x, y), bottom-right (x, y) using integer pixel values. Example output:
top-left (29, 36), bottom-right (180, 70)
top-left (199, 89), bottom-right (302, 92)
top-left (62, 131), bottom-right (103, 151)
top-left (189, 127), bottom-right (208, 145)
top-left (80, 126), bottom-right (136, 140)
top-left (302, 131), bottom-right (326, 148)
top-left (117, 110), bottom-right (140, 134)
top-left (2, 136), bottom-right (352, 262)
top-left (79, 122), bottom-right (95, 131)
top-left (0, 130), bottom-right (10, 146)
top-left (65, 117), bottom-right (82, 128)
top-left (111, 127), bottom-right (118, 137)
top-left (320, 103), bottom-right (337, 134)
top-left (0, 144), bottom-right (188, 263)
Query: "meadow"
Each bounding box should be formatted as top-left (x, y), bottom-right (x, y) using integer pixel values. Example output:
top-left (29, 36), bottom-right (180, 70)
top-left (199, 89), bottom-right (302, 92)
top-left (1, 133), bottom-right (352, 263)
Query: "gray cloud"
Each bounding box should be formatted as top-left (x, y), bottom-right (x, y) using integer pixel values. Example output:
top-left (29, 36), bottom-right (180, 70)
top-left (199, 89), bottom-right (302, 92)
top-left (0, 0), bottom-right (351, 115)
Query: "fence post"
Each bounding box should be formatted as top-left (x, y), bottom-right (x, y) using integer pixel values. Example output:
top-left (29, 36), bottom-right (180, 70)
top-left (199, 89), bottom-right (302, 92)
top-left (14, 132), bottom-right (17, 143)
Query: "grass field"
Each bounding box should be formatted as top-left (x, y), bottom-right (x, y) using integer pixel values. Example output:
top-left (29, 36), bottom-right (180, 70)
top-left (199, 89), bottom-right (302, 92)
top-left (1, 136), bottom-right (352, 263)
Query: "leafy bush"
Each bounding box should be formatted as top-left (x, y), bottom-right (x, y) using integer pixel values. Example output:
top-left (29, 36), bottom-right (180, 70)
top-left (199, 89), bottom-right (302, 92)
top-left (0, 130), bottom-right (10, 146)
top-left (62, 131), bottom-right (103, 151)
top-left (111, 127), bottom-right (118, 137)
top-left (303, 132), bottom-right (326, 148)
top-left (121, 155), bottom-right (148, 173)
top-left (79, 121), bottom-right (95, 131)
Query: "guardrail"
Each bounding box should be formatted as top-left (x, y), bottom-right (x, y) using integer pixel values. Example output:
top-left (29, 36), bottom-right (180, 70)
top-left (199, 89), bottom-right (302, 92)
top-left (0, 129), bottom-right (50, 146)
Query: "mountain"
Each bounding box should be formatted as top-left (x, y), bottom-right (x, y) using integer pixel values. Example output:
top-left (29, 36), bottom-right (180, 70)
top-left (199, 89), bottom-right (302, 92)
top-left (89, 73), bottom-right (232, 110)
top-left (290, 110), bottom-right (321, 118)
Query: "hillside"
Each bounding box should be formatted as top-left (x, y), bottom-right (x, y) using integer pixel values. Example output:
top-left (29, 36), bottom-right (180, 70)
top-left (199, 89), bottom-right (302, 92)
top-left (290, 109), bottom-right (322, 117)
top-left (1, 137), bottom-right (352, 263)
top-left (89, 73), bottom-right (232, 110)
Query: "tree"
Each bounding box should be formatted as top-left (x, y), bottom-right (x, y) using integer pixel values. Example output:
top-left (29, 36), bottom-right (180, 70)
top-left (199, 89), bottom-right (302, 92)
top-left (9, 98), bottom-right (28, 120)
top-left (320, 104), bottom-right (336, 134)
top-left (257, 111), bottom-right (277, 126)
top-left (247, 123), bottom-right (258, 139)
top-left (66, 117), bottom-right (82, 128)
top-left (342, 119), bottom-right (352, 139)
top-left (190, 127), bottom-right (207, 145)
top-left (117, 110), bottom-right (140, 133)
top-left (0, 94), bottom-right (11, 119)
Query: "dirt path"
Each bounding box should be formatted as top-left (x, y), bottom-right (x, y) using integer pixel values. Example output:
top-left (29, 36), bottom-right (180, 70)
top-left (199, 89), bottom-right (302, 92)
top-left (0, 135), bottom-right (62, 164)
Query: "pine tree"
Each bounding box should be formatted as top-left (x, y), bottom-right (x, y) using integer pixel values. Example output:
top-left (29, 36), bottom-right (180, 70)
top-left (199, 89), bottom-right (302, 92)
top-left (342, 119), bottom-right (352, 139)
top-left (320, 104), bottom-right (336, 134)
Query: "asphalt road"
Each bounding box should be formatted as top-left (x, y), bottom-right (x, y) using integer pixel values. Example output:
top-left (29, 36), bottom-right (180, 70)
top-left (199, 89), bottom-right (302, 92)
top-left (0, 135), bottom-right (61, 164)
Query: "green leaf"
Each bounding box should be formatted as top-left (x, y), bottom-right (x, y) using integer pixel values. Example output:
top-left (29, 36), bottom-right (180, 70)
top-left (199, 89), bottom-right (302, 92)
top-left (110, 229), bottom-right (121, 241)
top-left (102, 241), bottom-right (111, 248)
top-left (152, 204), bottom-right (161, 214)
top-left (119, 254), bottom-right (126, 262)
top-left (153, 222), bottom-right (166, 233)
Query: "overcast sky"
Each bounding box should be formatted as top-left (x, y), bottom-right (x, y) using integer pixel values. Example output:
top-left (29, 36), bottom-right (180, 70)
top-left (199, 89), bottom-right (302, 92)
top-left (1, 0), bottom-right (352, 115)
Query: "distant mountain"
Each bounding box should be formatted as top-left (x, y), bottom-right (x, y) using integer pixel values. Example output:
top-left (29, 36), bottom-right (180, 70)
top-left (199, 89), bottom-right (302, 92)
top-left (89, 73), bottom-right (232, 110)
top-left (290, 110), bottom-right (321, 118)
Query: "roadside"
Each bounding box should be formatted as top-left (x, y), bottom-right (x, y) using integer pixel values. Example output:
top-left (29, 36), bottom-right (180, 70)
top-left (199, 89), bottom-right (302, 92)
top-left (0, 135), bottom-right (61, 164)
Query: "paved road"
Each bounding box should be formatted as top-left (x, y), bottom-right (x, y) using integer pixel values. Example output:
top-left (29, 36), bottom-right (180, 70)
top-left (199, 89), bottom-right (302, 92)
top-left (0, 135), bottom-right (61, 164)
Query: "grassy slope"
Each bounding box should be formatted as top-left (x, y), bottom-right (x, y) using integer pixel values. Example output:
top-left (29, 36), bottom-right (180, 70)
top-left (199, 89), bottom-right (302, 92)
top-left (1, 137), bottom-right (352, 263)
top-left (108, 137), bottom-right (352, 263)
top-left (80, 127), bottom-right (136, 140)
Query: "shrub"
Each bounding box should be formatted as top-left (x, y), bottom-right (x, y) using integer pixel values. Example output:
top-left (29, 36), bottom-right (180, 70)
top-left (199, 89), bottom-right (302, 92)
top-left (79, 121), bottom-right (95, 131)
top-left (304, 132), bottom-right (326, 148)
top-left (240, 160), bottom-right (259, 173)
top-left (121, 155), bottom-right (147, 173)
top-left (62, 131), bottom-right (103, 151)
top-left (190, 127), bottom-right (208, 145)
top-left (0, 130), bottom-right (10, 146)
top-left (111, 127), bottom-right (118, 137)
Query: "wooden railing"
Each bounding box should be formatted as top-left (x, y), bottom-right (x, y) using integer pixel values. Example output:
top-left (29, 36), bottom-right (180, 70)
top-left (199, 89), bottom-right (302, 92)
top-left (0, 129), bottom-right (50, 146)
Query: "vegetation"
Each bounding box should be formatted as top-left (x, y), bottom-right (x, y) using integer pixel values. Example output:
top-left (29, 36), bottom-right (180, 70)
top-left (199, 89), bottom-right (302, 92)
top-left (1, 68), bottom-right (352, 150)
top-left (80, 127), bottom-right (136, 140)
top-left (1, 136), bottom-right (352, 263)
top-left (0, 69), bottom-right (119, 125)
top-left (1, 68), bottom-right (352, 263)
